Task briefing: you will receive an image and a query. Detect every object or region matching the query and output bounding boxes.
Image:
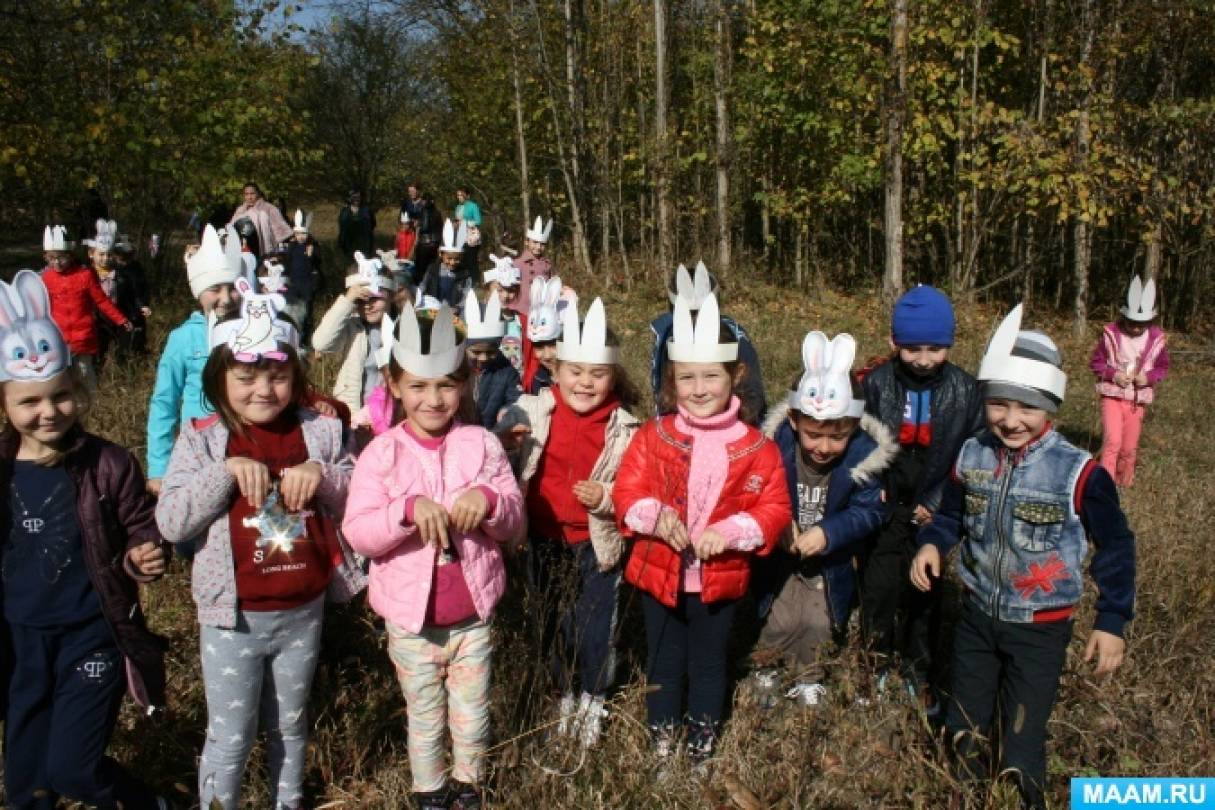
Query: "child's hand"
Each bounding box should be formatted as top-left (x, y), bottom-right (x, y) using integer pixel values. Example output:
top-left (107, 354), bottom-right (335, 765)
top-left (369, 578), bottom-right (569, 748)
top-left (122, 321), bottom-right (135, 332)
top-left (793, 526), bottom-right (828, 557)
top-left (412, 496), bottom-right (450, 549)
top-left (694, 529), bottom-right (728, 560)
top-left (1113, 371), bottom-right (1131, 387)
top-left (573, 480), bottom-right (605, 509)
top-left (146, 478), bottom-right (162, 497)
top-left (912, 505), bottom-right (933, 527)
top-left (345, 284), bottom-right (373, 302)
top-left (140, 306), bottom-right (152, 317)
top-left (1134, 371), bottom-right (1148, 387)
top-left (280, 461), bottom-right (323, 512)
top-left (655, 509), bottom-right (689, 552)
top-left (127, 541), bottom-right (166, 579)
top-left (909, 545), bottom-right (941, 592)
top-left (226, 457), bottom-right (272, 509)
top-left (1084, 630), bottom-right (1126, 676)
top-left (450, 488), bottom-right (490, 533)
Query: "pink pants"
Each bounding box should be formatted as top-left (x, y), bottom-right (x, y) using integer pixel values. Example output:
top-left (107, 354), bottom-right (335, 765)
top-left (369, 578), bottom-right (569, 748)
top-left (1099, 397), bottom-right (1146, 487)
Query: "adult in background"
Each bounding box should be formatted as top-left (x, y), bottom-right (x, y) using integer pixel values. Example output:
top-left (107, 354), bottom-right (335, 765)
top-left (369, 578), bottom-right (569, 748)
top-left (399, 181), bottom-right (425, 223)
top-left (453, 186), bottom-right (482, 228)
top-left (338, 189), bottom-right (376, 261)
top-left (411, 193), bottom-right (442, 286)
top-left (228, 182), bottom-right (293, 262)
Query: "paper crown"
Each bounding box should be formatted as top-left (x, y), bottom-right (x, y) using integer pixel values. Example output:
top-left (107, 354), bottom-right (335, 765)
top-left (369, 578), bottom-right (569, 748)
top-left (390, 300), bottom-right (465, 378)
top-left (527, 277), bottom-right (566, 342)
top-left (258, 261), bottom-right (288, 294)
top-left (42, 225), bottom-right (74, 252)
top-left (484, 254), bottom-right (521, 287)
top-left (790, 331), bottom-right (864, 419)
top-left (345, 251), bottom-right (397, 296)
top-left (667, 260), bottom-right (717, 307)
top-left (558, 297), bottom-right (619, 365)
top-left (667, 292), bottom-right (737, 363)
top-left (84, 219), bottom-right (119, 252)
top-left (292, 209), bottom-right (310, 233)
top-left (1121, 275), bottom-right (1158, 322)
top-left (376, 312), bottom-right (396, 369)
top-left (0, 270), bottom-right (72, 382)
top-left (525, 216), bottom-right (553, 244)
top-left (187, 224), bottom-right (242, 297)
top-left (439, 219), bottom-right (467, 254)
top-left (976, 304), bottom-right (1066, 402)
top-left (463, 290), bottom-right (505, 342)
top-left (399, 211), bottom-right (411, 224)
top-left (208, 276), bottom-right (299, 361)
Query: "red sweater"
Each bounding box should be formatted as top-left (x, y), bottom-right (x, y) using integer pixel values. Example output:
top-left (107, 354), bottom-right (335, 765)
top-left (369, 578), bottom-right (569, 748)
top-left (227, 413), bottom-right (334, 611)
top-left (41, 265), bottom-right (129, 355)
top-left (395, 229), bottom-right (417, 261)
top-left (526, 388), bottom-right (615, 543)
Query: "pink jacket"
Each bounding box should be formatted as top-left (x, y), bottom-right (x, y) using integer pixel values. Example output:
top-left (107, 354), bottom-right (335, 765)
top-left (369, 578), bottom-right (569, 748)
top-left (1090, 322), bottom-right (1169, 405)
top-left (342, 422), bottom-right (524, 633)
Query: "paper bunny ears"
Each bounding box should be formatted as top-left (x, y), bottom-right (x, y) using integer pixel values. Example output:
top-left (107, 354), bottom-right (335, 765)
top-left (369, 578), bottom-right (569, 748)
top-left (667, 260), bottom-right (717, 307)
top-left (345, 251), bottom-right (398, 296)
top-left (293, 209), bottom-right (310, 234)
top-left (484, 254), bottom-right (521, 288)
top-left (667, 292), bottom-right (737, 363)
top-left (208, 276), bottom-right (299, 361)
top-left (439, 219), bottom-right (468, 254)
top-left (977, 305), bottom-right (1067, 404)
top-left (84, 219), bottom-right (119, 252)
top-left (383, 300), bottom-right (465, 379)
top-left (1122, 275), bottom-right (1158, 322)
top-left (0, 270), bottom-right (72, 382)
top-left (790, 332), bottom-right (864, 420)
top-left (558, 298), bottom-right (620, 365)
top-left (464, 289), bottom-right (504, 342)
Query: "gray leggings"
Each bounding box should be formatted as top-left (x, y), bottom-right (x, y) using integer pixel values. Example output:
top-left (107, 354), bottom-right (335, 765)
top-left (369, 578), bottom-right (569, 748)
top-left (198, 595), bottom-right (324, 810)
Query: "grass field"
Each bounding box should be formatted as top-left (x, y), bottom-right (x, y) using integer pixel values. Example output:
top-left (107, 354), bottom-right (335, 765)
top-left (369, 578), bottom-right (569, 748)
top-left (7, 211), bottom-right (1214, 808)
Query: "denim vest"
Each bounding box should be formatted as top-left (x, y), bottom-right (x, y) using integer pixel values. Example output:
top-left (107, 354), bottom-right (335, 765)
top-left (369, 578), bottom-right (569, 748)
top-left (956, 430), bottom-right (1090, 623)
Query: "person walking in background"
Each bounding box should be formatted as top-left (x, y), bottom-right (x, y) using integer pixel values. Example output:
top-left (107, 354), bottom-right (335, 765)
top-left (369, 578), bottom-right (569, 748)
top-left (227, 182), bottom-right (292, 262)
top-left (338, 189), bottom-right (376, 261)
top-left (412, 194), bottom-right (443, 287)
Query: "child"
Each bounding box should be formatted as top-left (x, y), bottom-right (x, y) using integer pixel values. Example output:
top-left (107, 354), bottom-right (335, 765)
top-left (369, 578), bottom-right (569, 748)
top-left (613, 293), bottom-right (790, 763)
top-left (649, 261), bottom-right (766, 424)
top-left (0, 270), bottom-right (169, 810)
top-left (1090, 275), bottom-right (1169, 487)
top-left (283, 210), bottom-right (319, 337)
top-left (753, 332), bottom-right (895, 704)
top-left (419, 220), bottom-right (468, 307)
top-left (112, 232), bottom-right (153, 355)
top-left (911, 306), bottom-right (1135, 810)
top-left (511, 216), bottom-right (553, 316)
top-left (396, 211), bottom-right (418, 263)
top-left (39, 225), bottom-right (132, 392)
top-left (858, 284), bottom-right (982, 712)
top-left (463, 290), bottom-right (523, 429)
top-left (146, 224), bottom-right (243, 495)
top-left (311, 251), bottom-right (399, 417)
top-left (343, 300), bottom-right (523, 810)
top-left (524, 276), bottom-right (566, 394)
top-left (496, 298), bottom-right (640, 747)
top-left (87, 219), bottom-right (151, 361)
top-left (155, 284), bottom-right (366, 810)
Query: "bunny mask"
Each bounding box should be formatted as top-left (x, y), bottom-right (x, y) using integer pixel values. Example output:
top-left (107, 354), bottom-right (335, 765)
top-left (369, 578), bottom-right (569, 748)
top-left (1121, 275), bottom-right (1158, 322)
top-left (667, 260), bottom-right (717, 307)
top-left (667, 292), bottom-right (737, 364)
top-left (85, 219), bottom-right (119, 252)
top-left (463, 290), bottom-right (505, 343)
top-left (0, 270), bottom-right (72, 382)
top-left (391, 300), bottom-right (465, 379)
top-left (558, 297), bottom-right (619, 365)
top-left (209, 277), bottom-right (299, 362)
top-left (484, 254), bottom-right (521, 288)
top-left (527, 277), bottom-right (566, 342)
top-left (977, 305), bottom-right (1066, 403)
top-left (258, 261), bottom-right (288, 295)
top-left (790, 332), bottom-right (864, 420)
top-left (345, 251), bottom-right (397, 297)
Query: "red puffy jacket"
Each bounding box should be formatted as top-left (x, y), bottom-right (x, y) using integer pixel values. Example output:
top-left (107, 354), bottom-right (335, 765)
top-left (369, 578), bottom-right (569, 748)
top-left (613, 415), bottom-right (791, 607)
top-left (41, 265), bottom-right (129, 355)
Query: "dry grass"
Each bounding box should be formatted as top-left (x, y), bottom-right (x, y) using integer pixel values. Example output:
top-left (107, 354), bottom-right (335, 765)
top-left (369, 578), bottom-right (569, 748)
top-left (16, 212), bottom-right (1214, 808)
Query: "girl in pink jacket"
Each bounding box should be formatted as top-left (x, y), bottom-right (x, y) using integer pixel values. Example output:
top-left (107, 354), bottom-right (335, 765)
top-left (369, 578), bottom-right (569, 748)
top-left (1090, 276), bottom-right (1170, 487)
top-left (343, 302), bottom-right (523, 810)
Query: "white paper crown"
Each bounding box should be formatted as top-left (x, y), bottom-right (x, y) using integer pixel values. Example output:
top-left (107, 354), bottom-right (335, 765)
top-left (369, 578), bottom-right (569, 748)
top-left (667, 292), bottom-right (737, 363)
top-left (464, 290), bottom-right (505, 341)
top-left (667, 260), bottom-right (716, 307)
top-left (790, 331), bottom-right (864, 419)
top-left (400, 211), bottom-right (411, 224)
top-left (390, 300), bottom-right (465, 378)
top-left (376, 312), bottom-right (396, 369)
top-left (187, 224), bottom-right (241, 297)
top-left (0, 270), bottom-right (72, 382)
top-left (525, 216), bottom-right (553, 244)
top-left (293, 209), bottom-right (310, 233)
top-left (208, 276), bottom-right (299, 360)
top-left (558, 297), bottom-right (620, 365)
top-left (42, 225), bottom-right (74, 252)
top-left (527, 277), bottom-right (565, 342)
top-left (977, 304), bottom-right (1067, 401)
top-left (85, 219), bottom-right (119, 252)
top-left (439, 219), bottom-right (468, 253)
top-left (345, 251), bottom-right (397, 295)
top-left (484, 254), bottom-right (521, 288)
top-left (1121, 275), bottom-right (1158, 322)
top-left (258, 261), bottom-right (288, 294)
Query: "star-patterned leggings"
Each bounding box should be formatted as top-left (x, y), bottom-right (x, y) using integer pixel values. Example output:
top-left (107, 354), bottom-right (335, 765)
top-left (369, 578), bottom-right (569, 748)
top-left (198, 595), bottom-right (324, 810)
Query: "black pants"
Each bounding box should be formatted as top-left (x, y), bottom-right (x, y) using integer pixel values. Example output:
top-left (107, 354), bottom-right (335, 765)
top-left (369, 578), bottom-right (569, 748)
top-left (945, 601), bottom-right (1073, 810)
top-left (859, 503), bottom-right (941, 684)
top-left (412, 244), bottom-right (437, 285)
top-left (641, 592), bottom-right (736, 729)
top-left (4, 617), bottom-right (159, 810)
top-left (527, 537), bottom-right (621, 696)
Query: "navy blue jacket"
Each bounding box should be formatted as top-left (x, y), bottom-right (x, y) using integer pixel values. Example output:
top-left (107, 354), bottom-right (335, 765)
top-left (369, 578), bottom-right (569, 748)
top-left (649, 312), bottom-right (767, 424)
top-left (758, 409), bottom-right (896, 628)
top-left (474, 353), bottom-right (522, 429)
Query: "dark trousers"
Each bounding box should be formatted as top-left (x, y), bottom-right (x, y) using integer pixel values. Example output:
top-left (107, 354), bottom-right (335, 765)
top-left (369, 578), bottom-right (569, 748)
top-left (4, 618), bottom-right (159, 810)
top-left (945, 601), bottom-right (1073, 810)
top-left (641, 592), bottom-right (737, 729)
top-left (859, 504), bottom-right (941, 684)
top-left (412, 244), bottom-right (437, 285)
top-left (527, 537), bottom-right (620, 696)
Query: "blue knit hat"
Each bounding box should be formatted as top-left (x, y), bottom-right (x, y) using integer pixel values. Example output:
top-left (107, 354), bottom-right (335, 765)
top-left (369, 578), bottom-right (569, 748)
top-left (891, 285), bottom-right (955, 347)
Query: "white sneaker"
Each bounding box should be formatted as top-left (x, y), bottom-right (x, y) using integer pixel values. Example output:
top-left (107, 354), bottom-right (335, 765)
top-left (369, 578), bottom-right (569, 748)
top-left (575, 692), bottom-right (607, 748)
top-left (556, 692), bottom-right (578, 738)
top-left (786, 681), bottom-right (827, 706)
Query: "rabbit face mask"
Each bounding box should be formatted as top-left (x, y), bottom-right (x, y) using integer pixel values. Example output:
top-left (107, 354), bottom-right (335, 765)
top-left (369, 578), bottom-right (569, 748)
top-left (790, 331), bottom-right (865, 421)
top-left (527, 277), bottom-right (566, 343)
top-left (209, 277), bottom-right (298, 363)
top-left (0, 271), bottom-right (72, 383)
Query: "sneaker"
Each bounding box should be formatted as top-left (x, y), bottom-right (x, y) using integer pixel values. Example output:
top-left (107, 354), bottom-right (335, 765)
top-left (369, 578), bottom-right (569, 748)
top-left (685, 719), bottom-right (717, 765)
top-left (450, 781), bottom-right (482, 810)
top-left (575, 692), bottom-right (608, 748)
top-left (650, 724), bottom-right (679, 783)
top-left (412, 786), bottom-right (453, 810)
top-left (555, 691), bottom-right (578, 738)
top-left (749, 668), bottom-right (781, 711)
top-left (786, 681), bottom-right (827, 706)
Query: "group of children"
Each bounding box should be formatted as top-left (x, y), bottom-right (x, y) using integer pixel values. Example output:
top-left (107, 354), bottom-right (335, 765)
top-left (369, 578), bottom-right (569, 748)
top-left (0, 210), bottom-right (1167, 810)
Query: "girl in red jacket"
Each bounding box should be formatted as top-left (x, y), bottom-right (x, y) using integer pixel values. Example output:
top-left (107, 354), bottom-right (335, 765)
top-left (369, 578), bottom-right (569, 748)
top-left (613, 293), bottom-right (790, 766)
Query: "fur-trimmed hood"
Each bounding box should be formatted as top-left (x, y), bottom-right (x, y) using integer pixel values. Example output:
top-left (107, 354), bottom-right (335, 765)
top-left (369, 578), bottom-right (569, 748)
top-left (762, 405), bottom-right (897, 485)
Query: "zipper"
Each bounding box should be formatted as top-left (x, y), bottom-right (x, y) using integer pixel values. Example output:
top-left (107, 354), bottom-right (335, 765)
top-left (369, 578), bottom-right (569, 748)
top-left (988, 454), bottom-right (1016, 619)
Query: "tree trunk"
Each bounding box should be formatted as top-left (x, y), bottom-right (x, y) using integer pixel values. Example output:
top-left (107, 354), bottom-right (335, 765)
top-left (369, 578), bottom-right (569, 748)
top-left (1072, 0), bottom-right (1095, 339)
top-left (713, 0), bottom-right (732, 275)
top-left (883, 0), bottom-right (908, 303)
top-left (653, 0), bottom-right (673, 272)
top-left (508, 0), bottom-right (530, 225)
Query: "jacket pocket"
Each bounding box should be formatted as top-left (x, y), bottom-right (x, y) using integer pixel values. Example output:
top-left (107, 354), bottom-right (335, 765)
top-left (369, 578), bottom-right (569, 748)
top-left (963, 491), bottom-right (989, 539)
top-left (1010, 501), bottom-right (1066, 553)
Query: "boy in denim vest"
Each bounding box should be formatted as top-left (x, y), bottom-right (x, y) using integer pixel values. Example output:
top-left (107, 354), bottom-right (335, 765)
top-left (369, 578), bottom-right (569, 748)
top-left (911, 306), bottom-right (1135, 810)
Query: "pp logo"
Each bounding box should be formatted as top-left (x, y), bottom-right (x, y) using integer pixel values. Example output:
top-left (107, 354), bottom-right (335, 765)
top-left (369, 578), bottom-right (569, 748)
top-left (22, 518), bottom-right (44, 534)
top-left (744, 474), bottom-right (764, 494)
top-left (79, 654), bottom-right (112, 683)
